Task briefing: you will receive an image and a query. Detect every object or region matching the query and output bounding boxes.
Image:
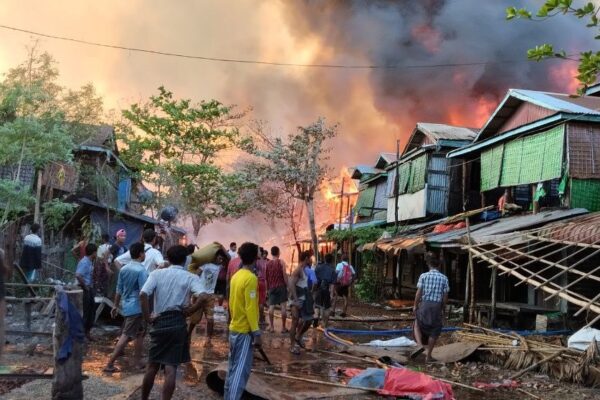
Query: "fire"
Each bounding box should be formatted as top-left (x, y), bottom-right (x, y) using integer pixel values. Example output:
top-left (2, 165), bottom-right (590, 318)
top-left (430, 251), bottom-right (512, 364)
top-left (319, 166), bottom-right (359, 223)
top-left (446, 96), bottom-right (497, 128)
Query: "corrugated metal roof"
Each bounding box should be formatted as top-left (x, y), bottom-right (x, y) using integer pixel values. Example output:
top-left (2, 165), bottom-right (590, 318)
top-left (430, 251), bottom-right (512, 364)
top-left (477, 89), bottom-right (600, 142)
top-left (426, 208), bottom-right (589, 247)
top-left (416, 123), bottom-right (478, 141)
top-left (350, 165), bottom-right (383, 179)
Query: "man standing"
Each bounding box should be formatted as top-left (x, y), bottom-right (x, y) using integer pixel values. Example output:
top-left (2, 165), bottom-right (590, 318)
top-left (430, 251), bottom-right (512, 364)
top-left (314, 253), bottom-right (336, 328)
top-left (115, 229), bottom-right (165, 273)
top-left (227, 242), bottom-right (238, 260)
top-left (104, 243), bottom-right (148, 372)
top-left (110, 229), bottom-right (128, 261)
top-left (187, 251), bottom-right (225, 347)
top-left (288, 251), bottom-right (313, 355)
top-left (265, 246), bottom-right (289, 333)
top-left (225, 242), bottom-right (261, 400)
top-left (413, 252), bottom-right (449, 362)
top-left (333, 254), bottom-right (355, 318)
top-left (20, 223), bottom-right (42, 282)
top-left (76, 243), bottom-right (97, 341)
top-left (140, 245), bottom-right (205, 400)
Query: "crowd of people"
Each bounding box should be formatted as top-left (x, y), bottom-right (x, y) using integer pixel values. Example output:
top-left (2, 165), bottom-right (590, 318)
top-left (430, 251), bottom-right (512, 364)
top-left (68, 230), bottom-right (358, 400)
top-left (0, 223), bottom-right (451, 400)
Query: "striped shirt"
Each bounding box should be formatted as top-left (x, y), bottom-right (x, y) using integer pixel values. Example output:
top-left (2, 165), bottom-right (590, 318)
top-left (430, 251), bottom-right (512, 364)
top-left (417, 269), bottom-right (449, 303)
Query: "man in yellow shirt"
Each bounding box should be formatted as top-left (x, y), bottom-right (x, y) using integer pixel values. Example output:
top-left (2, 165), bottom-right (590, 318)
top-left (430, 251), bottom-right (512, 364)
top-left (225, 242), bottom-right (262, 400)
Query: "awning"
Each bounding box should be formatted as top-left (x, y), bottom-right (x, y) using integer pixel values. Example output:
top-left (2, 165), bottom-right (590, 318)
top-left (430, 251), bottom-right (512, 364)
top-left (362, 236), bottom-right (425, 255)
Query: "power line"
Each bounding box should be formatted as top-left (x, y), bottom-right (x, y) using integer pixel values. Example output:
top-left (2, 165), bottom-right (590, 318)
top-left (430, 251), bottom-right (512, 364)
top-left (0, 23), bottom-right (552, 70)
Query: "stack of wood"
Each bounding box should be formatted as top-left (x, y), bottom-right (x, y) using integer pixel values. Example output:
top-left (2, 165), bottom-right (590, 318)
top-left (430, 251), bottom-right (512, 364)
top-left (454, 325), bottom-right (600, 385)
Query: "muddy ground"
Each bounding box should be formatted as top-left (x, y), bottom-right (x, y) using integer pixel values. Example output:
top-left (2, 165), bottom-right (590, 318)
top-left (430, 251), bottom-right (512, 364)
top-left (1, 300), bottom-right (599, 399)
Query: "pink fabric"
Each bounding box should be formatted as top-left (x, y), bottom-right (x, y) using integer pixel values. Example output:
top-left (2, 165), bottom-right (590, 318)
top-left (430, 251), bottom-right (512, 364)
top-left (378, 367), bottom-right (454, 400)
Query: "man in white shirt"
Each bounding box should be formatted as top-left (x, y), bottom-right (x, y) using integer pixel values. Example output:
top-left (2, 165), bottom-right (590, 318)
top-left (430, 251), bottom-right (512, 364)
top-left (333, 254), bottom-right (356, 318)
top-left (140, 245), bottom-right (204, 400)
top-left (115, 229), bottom-right (166, 273)
top-left (227, 242), bottom-right (238, 260)
top-left (187, 251), bottom-right (226, 347)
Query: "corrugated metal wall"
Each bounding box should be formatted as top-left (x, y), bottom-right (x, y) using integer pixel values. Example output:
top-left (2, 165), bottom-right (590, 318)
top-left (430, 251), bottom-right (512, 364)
top-left (427, 155), bottom-right (449, 215)
top-left (373, 180), bottom-right (388, 213)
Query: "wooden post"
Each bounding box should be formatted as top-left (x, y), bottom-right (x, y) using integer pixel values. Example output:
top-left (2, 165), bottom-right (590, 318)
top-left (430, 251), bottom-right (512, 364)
top-left (338, 178), bottom-right (345, 229)
top-left (462, 162), bottom-right (476, 323)
top-left (394, 140), bottom-right (400, 234)
top-left (52, 289), bottom-right (84, 400)
top-left (490, 266), bottom-right (497, 328)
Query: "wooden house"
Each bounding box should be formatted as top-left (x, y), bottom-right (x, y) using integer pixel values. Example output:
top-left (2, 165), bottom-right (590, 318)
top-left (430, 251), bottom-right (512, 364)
top-left (449, 89), bottom-right (600, 212)
top-left (351, 153), bottom-right (396, 223)
top-left (386, 123), bottom-right (477, 223)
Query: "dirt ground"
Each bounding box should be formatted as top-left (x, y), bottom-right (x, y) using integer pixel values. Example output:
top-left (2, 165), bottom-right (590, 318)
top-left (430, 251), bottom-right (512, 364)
top-left (1, 299), bottom-right (600, 399)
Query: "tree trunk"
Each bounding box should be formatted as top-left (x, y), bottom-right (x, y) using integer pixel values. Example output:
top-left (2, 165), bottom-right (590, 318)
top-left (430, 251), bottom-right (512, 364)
top-left (306, 197), bottom-right (319, 263)
top-left (34, 170), bottom-right (43, 223)
top-left (52, 289), bottom-right (84, 400)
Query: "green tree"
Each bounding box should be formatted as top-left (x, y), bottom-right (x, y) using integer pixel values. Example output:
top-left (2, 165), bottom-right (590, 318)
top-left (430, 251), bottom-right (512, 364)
top-left (0, 46), bottom-right (104, 227)
top-left (241, 118), bottom-right (337, 261)
top-left (118, 87), bottom-right (252, 235)
top-left (507, 0), bottom-right (600, 91)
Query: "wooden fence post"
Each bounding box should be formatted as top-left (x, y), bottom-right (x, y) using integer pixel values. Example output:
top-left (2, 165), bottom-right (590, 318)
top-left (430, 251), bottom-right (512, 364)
top-left (52, 289), bottom-right (84, 400)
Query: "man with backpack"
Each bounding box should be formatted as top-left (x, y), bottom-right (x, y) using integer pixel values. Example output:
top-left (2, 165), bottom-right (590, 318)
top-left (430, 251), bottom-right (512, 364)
top-left (333, 254), bottom-right (355, 318)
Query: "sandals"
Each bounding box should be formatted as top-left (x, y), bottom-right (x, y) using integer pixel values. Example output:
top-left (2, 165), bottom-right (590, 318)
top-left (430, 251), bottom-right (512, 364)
top-left (410, 346), bottom-right (425, 359)
top-left (103, 365), bottom-right (120, 373)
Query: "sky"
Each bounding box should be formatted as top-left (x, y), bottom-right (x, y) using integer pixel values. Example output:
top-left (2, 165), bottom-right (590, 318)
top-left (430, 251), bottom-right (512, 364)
top-left (0, 0), bottom-right (595, 252)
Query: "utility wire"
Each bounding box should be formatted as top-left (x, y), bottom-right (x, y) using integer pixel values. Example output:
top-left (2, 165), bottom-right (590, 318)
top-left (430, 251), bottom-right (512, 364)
top-left (0, 23), bottom-right (558, 70)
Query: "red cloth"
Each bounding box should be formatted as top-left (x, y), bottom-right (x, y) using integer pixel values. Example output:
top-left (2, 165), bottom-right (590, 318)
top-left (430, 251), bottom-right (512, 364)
top-left (258, 279), bottom-right (267, 305)
top-left (378, 367), bottom-right (454, 400)
top-left (227, 257), bottom-right (242, 282)
top-left (265, 259), bottom-right (286, 289)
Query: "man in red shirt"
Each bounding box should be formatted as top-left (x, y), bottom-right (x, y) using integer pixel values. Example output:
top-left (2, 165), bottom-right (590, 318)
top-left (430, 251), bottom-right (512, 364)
top-left (265, 246), bottom-right (289, 333)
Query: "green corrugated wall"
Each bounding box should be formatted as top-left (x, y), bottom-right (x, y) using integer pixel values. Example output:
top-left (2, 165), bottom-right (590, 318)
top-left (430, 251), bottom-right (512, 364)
top-left (571, 179), bottom-right (600, 211)
top-left (355, 186), bottom-right (376, 217)
top-left (397, 154), bottom-right (427, 195)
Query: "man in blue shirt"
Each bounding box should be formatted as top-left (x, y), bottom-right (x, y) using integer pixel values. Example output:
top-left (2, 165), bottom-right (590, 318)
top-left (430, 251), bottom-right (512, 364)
top-left (104, 243), bottom-right (148, 372)
top-left (76, 243), bottom-right (97, 341)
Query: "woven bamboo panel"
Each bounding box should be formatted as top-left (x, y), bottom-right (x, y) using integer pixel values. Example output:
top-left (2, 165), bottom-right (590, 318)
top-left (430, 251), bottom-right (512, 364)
top-left (397, 162), bottom-right (411, 195)
top-left (480, 144), bottom-right (504, 191)
top-left (567, 123), bottom-right (600, 179)
top-left (500, 138), bottom-right (523, 186)
top-left (408, 154), bottom-right (427, 193)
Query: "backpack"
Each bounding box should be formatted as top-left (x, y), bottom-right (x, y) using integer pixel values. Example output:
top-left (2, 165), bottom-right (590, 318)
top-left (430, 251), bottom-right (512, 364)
top-left (339, 262), bottom-right (353, 286)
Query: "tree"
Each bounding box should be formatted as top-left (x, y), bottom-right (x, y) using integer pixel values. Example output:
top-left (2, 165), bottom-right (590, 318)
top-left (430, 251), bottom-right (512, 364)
top-left (506, 0), bottom-right (600, 92)
top-left (0, 46), bottom-right (104, 227)
top-left (241, 118), bottom-right (338, 261)
top-left (118, 87), bottom-right (253, 235)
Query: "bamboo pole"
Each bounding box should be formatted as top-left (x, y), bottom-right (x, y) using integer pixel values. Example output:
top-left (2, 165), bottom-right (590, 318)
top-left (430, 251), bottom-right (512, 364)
top-left (468, 247), bottom-right (600, 316)
top-left (470, 244), bottom-right (591, 304)
top-left (490, 266), bottom-right (497, 328)
top-left (191, 359), bottom-right (378, 393)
